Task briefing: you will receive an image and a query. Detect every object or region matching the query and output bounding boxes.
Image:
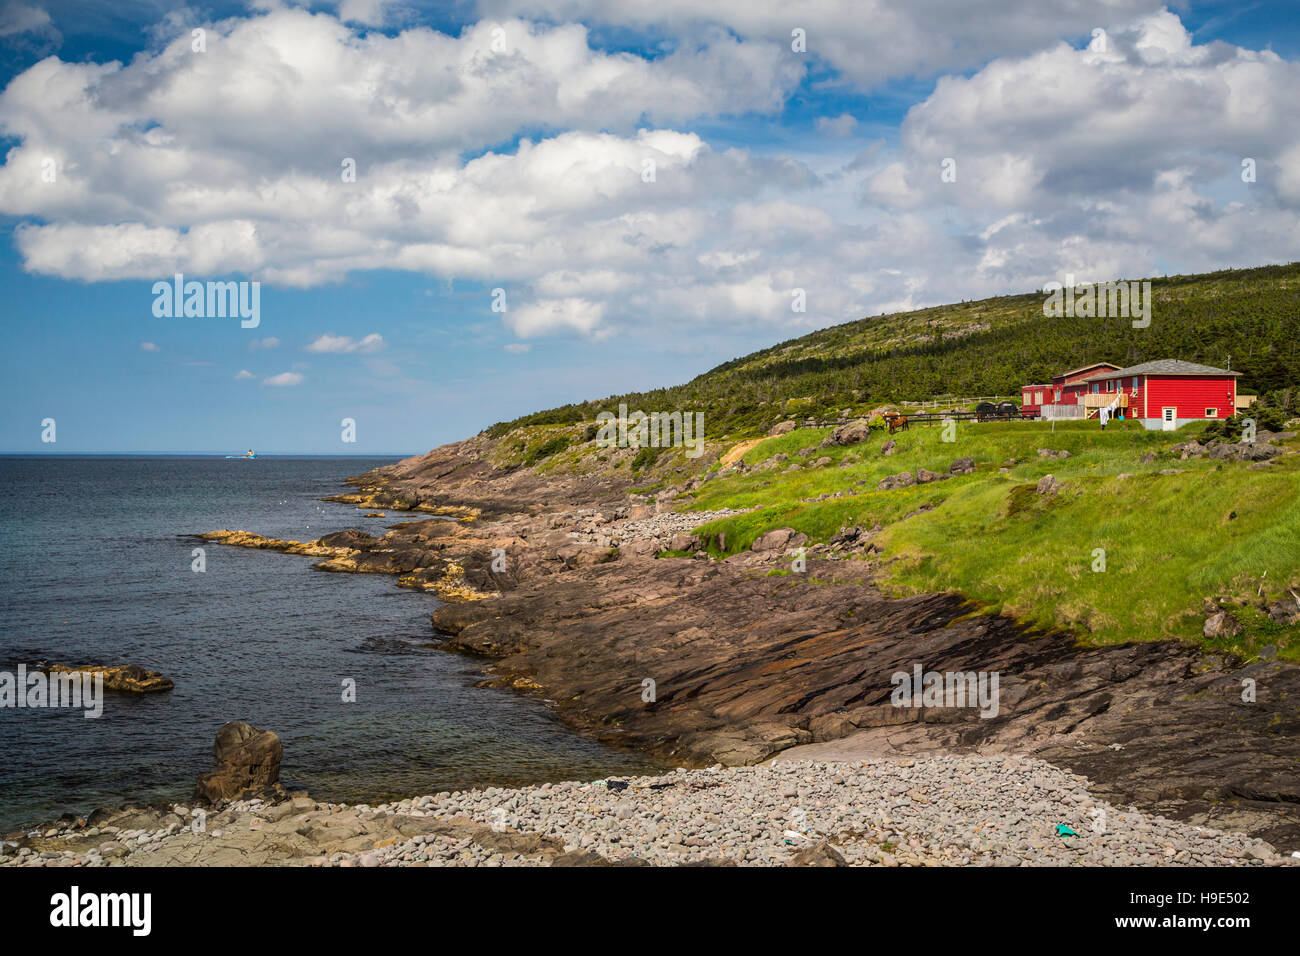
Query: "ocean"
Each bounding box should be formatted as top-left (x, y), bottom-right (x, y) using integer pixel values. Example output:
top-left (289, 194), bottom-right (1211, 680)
top-left (0, 455), bottom-right (659, 832)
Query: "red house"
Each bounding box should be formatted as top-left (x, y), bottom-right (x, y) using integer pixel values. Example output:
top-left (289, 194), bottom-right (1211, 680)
top-left (1078, 359), bottom-right (1241, 430)
top-left (1024, 359), bottom-right (1245, 429)
top-left (1021, 362), bottom-right (1120, 419)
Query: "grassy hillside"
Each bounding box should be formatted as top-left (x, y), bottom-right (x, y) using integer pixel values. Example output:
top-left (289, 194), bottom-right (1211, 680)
top-left (467, 262), bottom-right (1300, 659)
top-left (681, 419), bottom-right (1300, 661)
top-left (487, 262), bottom-right (1300, 440)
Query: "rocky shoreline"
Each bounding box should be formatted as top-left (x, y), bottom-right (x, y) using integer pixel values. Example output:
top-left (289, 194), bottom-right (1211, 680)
top-left (19, 428), bottom-right (1292, 866)
top-left (4, 757), bottom-right (1293, 867)
top-left (172, 431), bottom-right (1300, 858)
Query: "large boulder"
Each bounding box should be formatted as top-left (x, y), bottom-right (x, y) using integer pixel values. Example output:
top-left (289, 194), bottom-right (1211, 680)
top-left (1036, 474), bottom-right (1060, 495)
top-left (622, 538), bottom-right (660, 557)
top-left (750, 528), bottom-right (807, 553)
top-left (194, 721), bottom-right (283, 805)
top-left (877, 471), bottom-right (916, 491)
top-left (821, 420), bottom-right (871, 448)
top-left (1203, 610), bottom-right (1242, 640)
top-left (1206, 442), bottom-right (1279, 462)
top-left (949, 457), bottom-right (975, 475)
top-left (915, 468), bottom-right (950, 484)
top-left (769, 421), bottom-right (797, 436)
top-left (1244, 443), bottom-right (1282, 461)
top-left (668, 533), bottom-right (701, 552)
top-left (1171, 441), bottom-right (1205, 460)
top-left (1267, 599), bottom-right (1300, 626)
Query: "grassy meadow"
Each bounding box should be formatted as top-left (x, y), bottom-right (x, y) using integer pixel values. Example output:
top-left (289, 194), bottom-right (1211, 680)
top-left (677, 419), bottom-right (1300, 661)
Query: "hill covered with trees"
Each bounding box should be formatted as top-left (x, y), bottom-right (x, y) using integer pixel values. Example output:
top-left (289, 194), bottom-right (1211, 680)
top-left (487, 262), bottom-right (1300, 439)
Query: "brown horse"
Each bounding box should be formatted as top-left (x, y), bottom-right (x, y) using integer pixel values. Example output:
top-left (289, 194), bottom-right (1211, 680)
top-left (884, 412), bottom-right (909, 434)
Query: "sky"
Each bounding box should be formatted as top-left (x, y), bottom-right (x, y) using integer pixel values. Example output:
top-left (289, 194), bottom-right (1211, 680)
top-left (1, 0), bottom-right (1298, 454)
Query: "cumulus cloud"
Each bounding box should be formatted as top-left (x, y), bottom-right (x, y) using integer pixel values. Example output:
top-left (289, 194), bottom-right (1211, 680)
top-left (140, 341), bottom-right (160, 352)
top-left (234, 369), bottom-right (255, 380)
top-left (263, 371), bottom-right (304, 386)
top-left (506, 298), bottom-right (606, 338)
top-left (477, 0), bottom-right (1167, 89)
top-left (0, 5), bottom-right (1297, 348)
top-left (856, 9), bottom-right (1300, 290)
top-left (305, 333), bottom-right (386, 354)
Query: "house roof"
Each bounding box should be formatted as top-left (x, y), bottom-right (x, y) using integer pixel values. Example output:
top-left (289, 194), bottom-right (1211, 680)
top-left (1055, 361), bottom-right (1120, 379)
top-left (1082, 359), bottom-right (1240, 382)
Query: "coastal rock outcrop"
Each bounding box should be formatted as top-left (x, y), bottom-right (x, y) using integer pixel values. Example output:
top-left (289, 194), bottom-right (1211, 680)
top-left (44, 664), bottom-right (173, 694)
top-left (750, 527), bottom-right (806, 553)
top-left (195, 721), bottom-right (284, 805)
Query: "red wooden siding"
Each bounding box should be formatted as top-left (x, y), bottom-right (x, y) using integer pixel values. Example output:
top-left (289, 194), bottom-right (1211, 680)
top-left (1142, 375), bottom-right (1236, 420)
top-left (1021, 385), bottom-right (1050, 412)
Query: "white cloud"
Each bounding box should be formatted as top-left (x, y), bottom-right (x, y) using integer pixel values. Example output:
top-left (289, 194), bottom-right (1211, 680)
top-left (305, 332), bottom-right (386, 354)
top-left (140, 341), bottom-right (160, 352)
top-left (503, 342), bottom-right (532, 353)
top-left (235, 369), bottom-right (255, 380)
top-left (851, 9), bottom-right (1300, 294)
top-left (0, 2), bottom-right (56, 41)
top-left (263, 371), bottom-right (304, 386)
top-left (477, 0), bottom-right (1166, 89)
top-left (336, 0), bottom-right (399, 27)
top-left (0, 5), bottom-right (1296, 349)
top-left (815, 113), bottom-right (857, 139)
top-left (506, 298), bottom-right (606, 338)
top-left (249, 337), bottom-right (280, 350)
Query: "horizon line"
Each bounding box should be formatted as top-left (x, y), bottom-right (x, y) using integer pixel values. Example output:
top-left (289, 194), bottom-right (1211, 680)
top-left (0, 451), bottom-right (416, 458)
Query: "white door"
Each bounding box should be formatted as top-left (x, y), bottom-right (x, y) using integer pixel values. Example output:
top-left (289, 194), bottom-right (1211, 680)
top-left (1162, 407), bottom-right (1176, 431)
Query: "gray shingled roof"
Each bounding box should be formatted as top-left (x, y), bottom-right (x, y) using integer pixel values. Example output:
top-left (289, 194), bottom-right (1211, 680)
top-left (1083, 359), bottom-right (1239, 381)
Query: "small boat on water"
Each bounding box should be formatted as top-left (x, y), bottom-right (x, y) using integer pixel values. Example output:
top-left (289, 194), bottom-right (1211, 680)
top-left (224, 449), bottom-right (257, 459)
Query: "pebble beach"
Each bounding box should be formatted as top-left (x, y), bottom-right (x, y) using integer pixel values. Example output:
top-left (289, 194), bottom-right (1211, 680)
top-left (5, 755), bottom-right (1293, 868)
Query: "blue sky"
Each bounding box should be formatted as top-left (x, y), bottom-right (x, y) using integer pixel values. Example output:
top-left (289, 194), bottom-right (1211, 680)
top-left (1, 1), bottom-right (1298, 453)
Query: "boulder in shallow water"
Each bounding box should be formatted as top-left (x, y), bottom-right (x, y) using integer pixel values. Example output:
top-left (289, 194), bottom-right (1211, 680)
top-left (45, 664), bottom-right (173, 694)
top-left (194, 721), bottom-right (283, 805)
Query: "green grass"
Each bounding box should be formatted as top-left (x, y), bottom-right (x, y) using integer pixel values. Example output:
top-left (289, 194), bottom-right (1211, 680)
top-left (678, 420), bottom-right (1300, 660)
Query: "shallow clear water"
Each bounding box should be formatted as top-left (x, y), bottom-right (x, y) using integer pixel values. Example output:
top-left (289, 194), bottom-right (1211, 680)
top-left (0, 455), bottom-right (660, 832)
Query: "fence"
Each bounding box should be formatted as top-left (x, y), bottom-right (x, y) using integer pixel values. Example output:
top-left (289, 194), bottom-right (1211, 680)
top-left (1040, 405), bottom-right (1087, 420)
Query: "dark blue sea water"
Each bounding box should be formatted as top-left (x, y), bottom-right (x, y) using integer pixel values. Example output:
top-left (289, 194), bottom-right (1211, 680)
top-left (0, 455), bottom-right (659, 832)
